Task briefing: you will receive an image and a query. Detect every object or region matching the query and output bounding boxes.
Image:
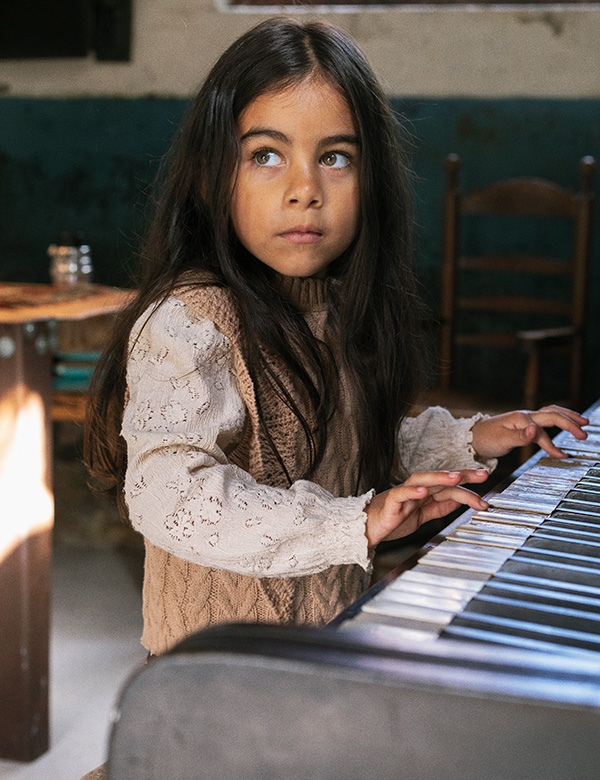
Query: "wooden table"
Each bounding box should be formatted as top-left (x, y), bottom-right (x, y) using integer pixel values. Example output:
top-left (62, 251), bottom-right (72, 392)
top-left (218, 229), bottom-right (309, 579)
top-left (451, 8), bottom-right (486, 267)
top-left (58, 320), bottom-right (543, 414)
top-left (0, 283), bottom-right (132, 761)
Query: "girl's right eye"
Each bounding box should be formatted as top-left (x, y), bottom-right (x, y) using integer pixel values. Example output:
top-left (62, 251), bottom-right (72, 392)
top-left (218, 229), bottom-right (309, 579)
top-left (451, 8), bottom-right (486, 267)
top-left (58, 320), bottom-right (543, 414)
top-left (253, 150), bottom-right (281, 167)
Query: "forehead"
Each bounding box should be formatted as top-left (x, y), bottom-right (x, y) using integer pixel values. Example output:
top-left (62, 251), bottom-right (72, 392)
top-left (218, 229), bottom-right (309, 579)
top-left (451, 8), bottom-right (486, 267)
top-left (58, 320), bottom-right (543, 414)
top-left (237, 78), bottom-right (357, 137)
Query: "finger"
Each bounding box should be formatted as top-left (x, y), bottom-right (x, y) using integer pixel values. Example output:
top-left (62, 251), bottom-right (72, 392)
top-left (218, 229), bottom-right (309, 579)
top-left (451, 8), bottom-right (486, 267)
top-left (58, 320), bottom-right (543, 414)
top-left (537, 405), bottom-right (589, 425)
top-left (388, 485), bottom-right (429, 505)
top-left (534, 405), bottom-right (589, 427)
top-left (530, 409), bottom-right (588, 440)
top-left (531, 426), bottom-right (568, 459)
top-left (403, 469), bottom-right (489, 488)
top-left (430, 485), bottom-right (488, 511)
top-left (403, 471), bottom-right (461, 487)
top-left (379, 486), bottom-right (428, 526)
top-left (460, 468), bottom-right (490, 484)
top-left (416, 491), bottom-right (488, 527)
top-left (376, 488), bottom-right (431, 542)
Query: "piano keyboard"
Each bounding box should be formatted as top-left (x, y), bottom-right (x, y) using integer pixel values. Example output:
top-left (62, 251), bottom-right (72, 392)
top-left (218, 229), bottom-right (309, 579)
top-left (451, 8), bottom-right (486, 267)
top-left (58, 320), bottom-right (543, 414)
top-left (337, 403), bottom-right (600, 659)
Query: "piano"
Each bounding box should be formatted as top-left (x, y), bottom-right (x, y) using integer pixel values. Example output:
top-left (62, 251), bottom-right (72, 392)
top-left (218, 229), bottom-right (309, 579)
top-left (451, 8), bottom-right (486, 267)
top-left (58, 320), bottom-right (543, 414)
top-left (334, 400), bottom-right (600, 660)
top-left (106, 401), bottom-right (600, 780)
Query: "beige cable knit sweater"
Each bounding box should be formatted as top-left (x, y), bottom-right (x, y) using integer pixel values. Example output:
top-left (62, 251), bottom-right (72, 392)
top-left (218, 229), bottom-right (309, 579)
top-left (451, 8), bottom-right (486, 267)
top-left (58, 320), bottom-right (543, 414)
top-left (122, 275), bottom-right (493, 655)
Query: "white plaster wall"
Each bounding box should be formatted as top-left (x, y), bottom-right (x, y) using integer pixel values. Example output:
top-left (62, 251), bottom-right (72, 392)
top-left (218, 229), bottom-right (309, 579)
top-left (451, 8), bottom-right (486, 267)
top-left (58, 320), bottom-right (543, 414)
top-left (0, 2), bottom-right (598, 98)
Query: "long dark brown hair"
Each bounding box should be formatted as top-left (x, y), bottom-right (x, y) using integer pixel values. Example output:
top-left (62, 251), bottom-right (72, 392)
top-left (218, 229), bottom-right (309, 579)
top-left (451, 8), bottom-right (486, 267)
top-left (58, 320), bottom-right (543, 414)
top-left (84, 17), bottom-right (426, 515)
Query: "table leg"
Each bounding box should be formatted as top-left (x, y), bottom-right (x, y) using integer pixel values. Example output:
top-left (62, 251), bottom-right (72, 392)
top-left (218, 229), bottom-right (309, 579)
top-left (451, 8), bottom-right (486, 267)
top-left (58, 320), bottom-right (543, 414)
top-left (0, 321), bottom-right (53, 760)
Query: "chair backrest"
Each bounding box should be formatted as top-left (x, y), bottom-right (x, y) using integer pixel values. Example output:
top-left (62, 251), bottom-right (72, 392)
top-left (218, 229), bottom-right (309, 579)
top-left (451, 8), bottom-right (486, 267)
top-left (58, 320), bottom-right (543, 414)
top-left (439, 154), bottom-right (595, 408)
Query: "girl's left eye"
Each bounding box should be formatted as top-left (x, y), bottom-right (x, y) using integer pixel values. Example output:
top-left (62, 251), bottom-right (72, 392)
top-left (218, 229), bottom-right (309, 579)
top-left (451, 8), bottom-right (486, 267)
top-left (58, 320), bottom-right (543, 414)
top-left (321, 152), bottom-right (351, 168)
top-left (254, 150), bottom-right (281, 167)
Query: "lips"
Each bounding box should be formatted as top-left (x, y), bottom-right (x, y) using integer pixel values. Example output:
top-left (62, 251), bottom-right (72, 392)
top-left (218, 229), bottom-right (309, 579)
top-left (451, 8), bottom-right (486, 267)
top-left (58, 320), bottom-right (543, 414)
top-left (279, 226), bottom-right (323, 244)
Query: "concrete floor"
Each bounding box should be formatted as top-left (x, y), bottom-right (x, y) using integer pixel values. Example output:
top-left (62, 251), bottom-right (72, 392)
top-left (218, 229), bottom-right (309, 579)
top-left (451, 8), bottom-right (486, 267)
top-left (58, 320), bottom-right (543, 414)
top-left (0, 543), bottom-right (146, 780)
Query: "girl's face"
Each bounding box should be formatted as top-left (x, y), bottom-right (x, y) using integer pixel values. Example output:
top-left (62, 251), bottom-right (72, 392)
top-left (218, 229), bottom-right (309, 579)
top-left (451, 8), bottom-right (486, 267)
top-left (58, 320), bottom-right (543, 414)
top-left (231, 77), bottom-right (360, 279)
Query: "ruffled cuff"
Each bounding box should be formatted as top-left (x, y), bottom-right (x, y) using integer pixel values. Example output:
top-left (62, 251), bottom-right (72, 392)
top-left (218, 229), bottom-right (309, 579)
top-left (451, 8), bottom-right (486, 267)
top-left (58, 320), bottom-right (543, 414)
top-left (462, 413), bottom-right (498, 472)
top-left (316, 489), bottom-right (375, 574)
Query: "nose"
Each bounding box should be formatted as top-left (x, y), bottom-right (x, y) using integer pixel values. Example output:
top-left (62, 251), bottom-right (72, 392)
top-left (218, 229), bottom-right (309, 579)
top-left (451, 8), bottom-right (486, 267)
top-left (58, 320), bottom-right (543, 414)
top-left (285, 161), bottom-right (323, 208)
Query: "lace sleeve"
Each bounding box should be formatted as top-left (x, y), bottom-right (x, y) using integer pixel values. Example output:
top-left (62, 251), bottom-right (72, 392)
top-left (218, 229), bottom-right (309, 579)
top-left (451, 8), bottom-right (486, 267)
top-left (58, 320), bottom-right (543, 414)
top-left (394, 406), bottom-right (498, 480)
top-left (122, 296), bottom-right (372, 577)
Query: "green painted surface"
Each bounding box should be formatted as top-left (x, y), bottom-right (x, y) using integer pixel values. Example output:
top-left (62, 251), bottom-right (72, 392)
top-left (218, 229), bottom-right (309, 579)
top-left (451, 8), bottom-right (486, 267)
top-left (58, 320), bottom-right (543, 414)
top-left (0, 98), bottom-right (187, 287)
top-left (1, 96), bottom-right (598, 403)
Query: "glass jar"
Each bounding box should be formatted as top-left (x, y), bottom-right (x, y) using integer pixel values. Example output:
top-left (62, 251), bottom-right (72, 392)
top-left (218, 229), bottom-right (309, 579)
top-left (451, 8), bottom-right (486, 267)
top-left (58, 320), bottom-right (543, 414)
top-left (48, 231), bottom-right (94, 288)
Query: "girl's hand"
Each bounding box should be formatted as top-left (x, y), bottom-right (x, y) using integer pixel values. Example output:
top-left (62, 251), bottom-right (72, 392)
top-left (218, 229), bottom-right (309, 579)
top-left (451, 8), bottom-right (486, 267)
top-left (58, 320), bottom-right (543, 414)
top-left (471, 405), bottom-right (589, 460)
top-left (365, 469), bottom-right (490, 549)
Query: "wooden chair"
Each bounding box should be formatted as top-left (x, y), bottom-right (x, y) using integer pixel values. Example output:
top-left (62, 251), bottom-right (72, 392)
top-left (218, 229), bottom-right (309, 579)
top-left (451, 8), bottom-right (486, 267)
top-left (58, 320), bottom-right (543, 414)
top-left (51, 313), bottom-right (116, 423)
top-left (426, 154), bottom-right (596, 417)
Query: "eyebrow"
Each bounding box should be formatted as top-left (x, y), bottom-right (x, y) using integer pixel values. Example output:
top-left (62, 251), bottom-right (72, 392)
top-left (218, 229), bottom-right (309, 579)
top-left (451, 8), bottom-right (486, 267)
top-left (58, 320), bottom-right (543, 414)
top-left (240, 128), bottom-right (360, 147)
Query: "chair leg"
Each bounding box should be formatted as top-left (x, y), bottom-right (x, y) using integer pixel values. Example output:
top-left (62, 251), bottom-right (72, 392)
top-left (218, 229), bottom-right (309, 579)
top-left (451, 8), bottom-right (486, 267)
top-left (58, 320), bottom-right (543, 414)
top-left (522, 344), bottom-right (540, 410)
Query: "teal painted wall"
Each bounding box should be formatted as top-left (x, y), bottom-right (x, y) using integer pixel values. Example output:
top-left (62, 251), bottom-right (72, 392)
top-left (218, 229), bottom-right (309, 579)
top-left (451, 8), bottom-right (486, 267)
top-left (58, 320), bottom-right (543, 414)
top-left (0, 98), bottom-right (187, 288)
top-left (1, 97), bottom-right (598, 404)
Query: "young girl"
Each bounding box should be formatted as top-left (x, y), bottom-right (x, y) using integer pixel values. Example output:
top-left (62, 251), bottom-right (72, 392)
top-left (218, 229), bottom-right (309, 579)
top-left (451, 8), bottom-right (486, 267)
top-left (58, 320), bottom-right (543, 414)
top-left (85, 17), bottom-right (587, 659)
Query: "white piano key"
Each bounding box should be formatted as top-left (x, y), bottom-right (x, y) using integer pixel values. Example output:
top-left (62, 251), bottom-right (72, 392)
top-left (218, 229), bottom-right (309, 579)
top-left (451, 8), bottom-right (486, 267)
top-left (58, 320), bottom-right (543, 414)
top-left (372, 584), bottom-right (472, 611)
top-left (515, 472), bottom-right (575, 488)
top-left (424, 541), bottom-right (514, 563)
top-left (451, 518), bottom-right (534, 539)
top-left (448, 529), bottom-right (529, 550)
top-left (362, 597), bottom-right (458, 624)
top-left (560, 447), bottom-right (600, 460)
top-left (367, 589), bottom-right (467, 614)
top-left (471, 509), bottom-right (547, 528)
top-left (489, 492), bottom-right (559, 515)
top-left (421, 547), bottom-right (512, 575)
top-left (338, 614), bottom-right (442, 642)
top-left (345, 609), bottom-right (447, 635)
top-left (420, 556), bottom-right (504, 575)
top-left (399, 567), bottom-right (489, 593)
top-left (385, 577), bottom-right (481, 603)
top-left (490, 481), bottom-right (566, 506)
top-left (524, 458), bottom-right (591, 478)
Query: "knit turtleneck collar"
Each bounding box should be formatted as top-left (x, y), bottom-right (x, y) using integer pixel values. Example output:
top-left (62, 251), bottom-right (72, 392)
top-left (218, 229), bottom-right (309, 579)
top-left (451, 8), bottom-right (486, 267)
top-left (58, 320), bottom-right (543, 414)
top-left (272, 273), bottom-right (329, 313)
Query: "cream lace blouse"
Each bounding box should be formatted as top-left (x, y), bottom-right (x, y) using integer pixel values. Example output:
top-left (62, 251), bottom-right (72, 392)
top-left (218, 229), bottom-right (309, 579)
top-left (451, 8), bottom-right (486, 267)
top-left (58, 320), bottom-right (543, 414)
top-left (122, 296), bottom-right (494, 578)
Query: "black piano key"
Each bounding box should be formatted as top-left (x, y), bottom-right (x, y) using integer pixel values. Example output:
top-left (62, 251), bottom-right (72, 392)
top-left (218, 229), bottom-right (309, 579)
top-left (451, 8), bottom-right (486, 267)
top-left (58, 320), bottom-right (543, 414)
top-left (494, 567), bottom-right (600, 598)
top-left (577, 477), bottom-right (600, 489)
top-left (513, 545), bottom-right (600, 569)
top-left (468, 592), bottom-right (600, 636)
top-left (442, 622), bottom-right (600, 658)
top-left (558, 499), bottom-right (600, 516)
top-left (538, 521), bottom-right (600, 543)
top-left (499, 555), bottom-right (600, 589)
top-left (464, 592), bottom-right (600, 637)
top-left (546, 507), bottom-right (600, 527)
top-left (542, 518), bottom-right (600, 535)
top-left (550, 506), bottom-right (600, 524)
top-left (446, 609), bottom-right (600, 653)
top-left (480, 580), bottom-right (600, 615)
top-left (565, 489), bottom-right (600, 504)
top-left (524, 533), bottom-right (600, 556)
